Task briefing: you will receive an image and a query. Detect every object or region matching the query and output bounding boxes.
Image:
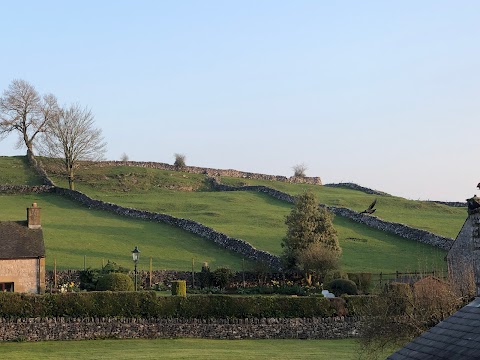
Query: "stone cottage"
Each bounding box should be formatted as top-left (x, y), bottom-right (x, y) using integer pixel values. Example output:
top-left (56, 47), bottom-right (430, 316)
top-left (0, 203), bottom-right (45, 293)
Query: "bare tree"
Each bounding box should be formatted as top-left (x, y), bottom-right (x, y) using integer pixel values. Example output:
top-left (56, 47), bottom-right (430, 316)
top-left (0, 79), bottom-right (59, 157)
top-left (40, 103), bottom-right (107, 190)
top-left (358, 279), bottom-right (463, 359)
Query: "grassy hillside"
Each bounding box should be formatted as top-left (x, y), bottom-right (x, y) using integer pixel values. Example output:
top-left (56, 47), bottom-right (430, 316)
top-left (43, 162), bottom-right (450, 273)
top-left (221, 177), bottom-right (466, 239)
top-left (0, 193), bottom-right (253, 271)
top-left (0, 156), bottom-right (44, 185)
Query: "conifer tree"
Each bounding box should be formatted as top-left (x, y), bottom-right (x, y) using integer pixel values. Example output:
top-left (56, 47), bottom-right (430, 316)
top-left (281, 191), bottom-right (340, 269)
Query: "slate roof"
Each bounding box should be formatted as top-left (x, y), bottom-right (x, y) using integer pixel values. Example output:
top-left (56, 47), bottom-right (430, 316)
top-left (388, 298), bottom-right (480, 360)
top-left (0, 221), bottom-right (45, 259)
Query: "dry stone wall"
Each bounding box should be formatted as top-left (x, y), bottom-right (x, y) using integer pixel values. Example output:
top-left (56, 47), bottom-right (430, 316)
top-left (96, 160), bottom-right (323, 185)
top-left (53, 187), bottom-right (282, 270)
top-left (0, 185), bottom-right (54, 194)
top-left (0, 316), bottom-right (362, 341)
top-left (324, 182), bottom-right (389, 196)
top-left (209, 178), bottom-right (455, 251)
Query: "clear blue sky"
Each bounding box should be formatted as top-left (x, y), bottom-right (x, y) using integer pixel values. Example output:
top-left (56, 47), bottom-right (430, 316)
top-left (1, 1), bottom-right (479, 201)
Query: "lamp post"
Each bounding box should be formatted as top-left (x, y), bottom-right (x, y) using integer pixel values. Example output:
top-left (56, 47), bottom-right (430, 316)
top-left (132, 246), bottom-right (140, 291)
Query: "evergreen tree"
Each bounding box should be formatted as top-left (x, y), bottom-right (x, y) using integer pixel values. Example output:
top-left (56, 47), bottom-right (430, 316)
top-left (281, 191), bottom-right (340, 269)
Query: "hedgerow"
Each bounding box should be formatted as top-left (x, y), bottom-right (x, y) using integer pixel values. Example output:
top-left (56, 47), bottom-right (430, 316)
top-left (0, 292), bottom-right (340, 319)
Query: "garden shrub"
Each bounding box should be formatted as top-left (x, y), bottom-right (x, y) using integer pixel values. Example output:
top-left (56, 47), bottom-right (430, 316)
top-left (171, 280), bottom-right (187, 297)
top-left (327, 279), bottom-right (358, 296)
top-left (347, 272), bottom-right (373, 294)
top-left (80, 261), bottom-right (130, 290)
top-left (212, 267), bottom-right (233, 289)
top-left (323, 270), bottom-right (348, 284)
top-left (96, 273), bottom-right (134, 291)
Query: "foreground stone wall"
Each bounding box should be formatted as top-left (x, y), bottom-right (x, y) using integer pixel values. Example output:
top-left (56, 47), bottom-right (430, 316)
top-left (0, 316), bottom-right (362, 341)
top-left (210, 178), bottom-right (455, 251)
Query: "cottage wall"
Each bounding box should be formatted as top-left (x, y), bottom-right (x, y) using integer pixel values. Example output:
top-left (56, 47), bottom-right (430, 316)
top-left (447, 214), bottom-right (478, 296)
top-left (0, 258), bottom-right (44, 293)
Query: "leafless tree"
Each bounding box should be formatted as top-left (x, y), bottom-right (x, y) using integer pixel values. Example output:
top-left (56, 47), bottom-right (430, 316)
top-left (40, 103), bottom-right (107, 190)
top-left (358, 278), bottom-right (464, 359)
top-left (0, 79), bottom-right (59, 157)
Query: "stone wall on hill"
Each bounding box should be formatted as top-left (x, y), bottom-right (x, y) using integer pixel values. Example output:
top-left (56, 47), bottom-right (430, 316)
top-left (53, 187), bottom-right (282, 270)
top-left (324, 182), bottom-right (389, 196)
top-left (95, 160), bottom-right (323, 185)
top-left (0, 316), bottom-right (362, 341)
top-left (209, 178), bottom-right (455, 251)
top-left (0, 185), bottom-right (54, 194)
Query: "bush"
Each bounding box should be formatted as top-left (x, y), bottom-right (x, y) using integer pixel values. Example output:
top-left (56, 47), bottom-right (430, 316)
top-left (174, 153), bottom-right (186, 168)
top-left (96, 273), bottom-right (134, 291)
top-left (327, 279), bottom-right (358, 296)
top-left (212, 267), bottom-right (233, 289)
top-left (347, 272), bottom-right (373, 294)
top-left (323, 270), bottom-right (348, 285)
top-left (171, 280), bottom-right (187, 297)
top-left (292, 163), bottom-right (307, 177)
top-left (80, 261), bottom-right (130, 290)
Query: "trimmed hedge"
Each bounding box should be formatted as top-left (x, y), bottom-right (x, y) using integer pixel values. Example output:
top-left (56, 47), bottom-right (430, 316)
top-left (96, 273), bottom-right (134, 291)
top-left (0, 292), bottom-right (338, 319)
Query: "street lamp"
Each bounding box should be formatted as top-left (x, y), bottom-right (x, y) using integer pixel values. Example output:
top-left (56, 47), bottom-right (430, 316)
top-left (132, 246), bottom-right (140, 291)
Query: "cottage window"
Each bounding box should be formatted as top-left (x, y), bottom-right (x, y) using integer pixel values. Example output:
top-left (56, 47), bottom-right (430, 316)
top-left (0, 282), bottom-right (14, 292)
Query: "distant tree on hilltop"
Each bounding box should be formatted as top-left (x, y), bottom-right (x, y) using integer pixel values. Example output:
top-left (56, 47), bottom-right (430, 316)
top-left (0, 79), bottom-right (59, 157)
top-left (40, 103), bottom-right (107, 190)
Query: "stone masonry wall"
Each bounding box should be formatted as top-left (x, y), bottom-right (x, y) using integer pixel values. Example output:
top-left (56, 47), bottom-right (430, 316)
top-left (209, 178), bottom-right (455, 251)
top-left (0, 259), bottom-right (39, 293)
top-left (0, 316), bottom-right (362, 341)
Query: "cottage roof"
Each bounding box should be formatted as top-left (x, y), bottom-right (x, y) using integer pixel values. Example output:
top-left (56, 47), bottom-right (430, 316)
top-left (0, 221), bottom-right (45, 259)
top-left (388, 298), bottom-right (480, 360)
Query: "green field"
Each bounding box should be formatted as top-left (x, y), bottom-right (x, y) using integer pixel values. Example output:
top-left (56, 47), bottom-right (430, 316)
top-left (221, 177), bottom-right (466, 239)
top-left (0, 338), bottom-right (394, 359)
top-left (0, 193), bottom-right (252, 271)
top-left (0, 157), bottom-right (462, 273)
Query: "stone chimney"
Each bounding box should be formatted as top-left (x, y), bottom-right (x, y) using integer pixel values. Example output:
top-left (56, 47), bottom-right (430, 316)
top-left (27, 202), bottom-right (41, 229)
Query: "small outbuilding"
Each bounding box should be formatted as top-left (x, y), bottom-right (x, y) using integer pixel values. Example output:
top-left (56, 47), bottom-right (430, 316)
top-left (0, 203), bottom-right (45, 293)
